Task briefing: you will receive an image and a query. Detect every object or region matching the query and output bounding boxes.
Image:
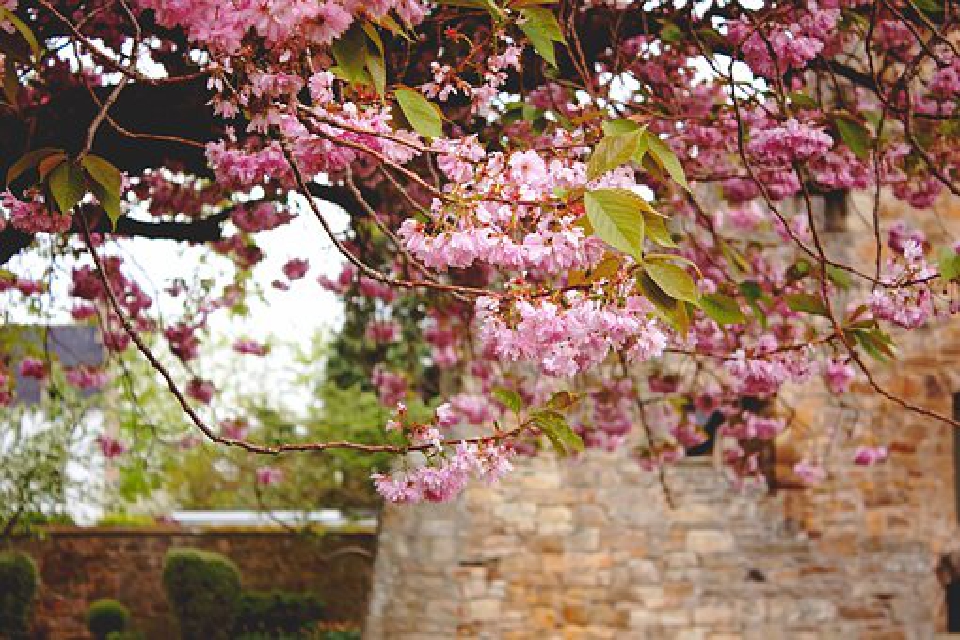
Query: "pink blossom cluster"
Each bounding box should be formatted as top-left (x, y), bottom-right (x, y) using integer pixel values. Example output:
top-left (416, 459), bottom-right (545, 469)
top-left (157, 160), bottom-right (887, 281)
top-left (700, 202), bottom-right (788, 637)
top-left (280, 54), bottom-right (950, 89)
top-left (722, 413), bottom-right (785, 441)
top-left (66, 367), bottom-right (109, 391)
top-left (373, 441), bottom-right (513, 503)
top-left (135, 0), bottom-right (427, 55)
top-left (366, 320), bottom-right (400, 344)
top-left (371, 365), bottom-right (407, 407)
top-left (725, 343), bottom-right (814, 396)
top-left (747, 118), bottom-right (834, 165)
top-left (727, 7), bottom-right (840, 77)
top-left (1, 191), bottom-right (72, 233)
top-left (231, 202), bottom-right (294, 233)
top-left (477, 295), bottom-right (668, 377)
top-left (234, 339), bottom-right (269, 356)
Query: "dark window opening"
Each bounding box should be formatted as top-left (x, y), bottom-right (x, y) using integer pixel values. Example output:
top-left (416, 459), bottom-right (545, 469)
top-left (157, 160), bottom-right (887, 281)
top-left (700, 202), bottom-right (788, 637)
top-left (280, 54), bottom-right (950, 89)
top-left (953, 393), bottom-right (960, 523)
top-left (948, 580), bottom-right (960, 632)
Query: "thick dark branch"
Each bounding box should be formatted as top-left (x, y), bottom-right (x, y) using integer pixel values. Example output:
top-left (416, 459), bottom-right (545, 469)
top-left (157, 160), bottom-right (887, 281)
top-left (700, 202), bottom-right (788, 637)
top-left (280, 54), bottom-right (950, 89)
top-left (0, 210), bottom-right (229, 266)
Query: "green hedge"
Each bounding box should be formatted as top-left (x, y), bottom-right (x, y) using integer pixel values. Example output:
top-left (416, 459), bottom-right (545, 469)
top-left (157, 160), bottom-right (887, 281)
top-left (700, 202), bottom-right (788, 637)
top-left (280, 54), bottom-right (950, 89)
top-left (86, 599), bottom-right (130, 639)
top-left (234, 590), bottom-right (324, 635)
top-left (162, 548), bottom-right (241, 640)
top-left (0, 551), bottom-right (38, 639)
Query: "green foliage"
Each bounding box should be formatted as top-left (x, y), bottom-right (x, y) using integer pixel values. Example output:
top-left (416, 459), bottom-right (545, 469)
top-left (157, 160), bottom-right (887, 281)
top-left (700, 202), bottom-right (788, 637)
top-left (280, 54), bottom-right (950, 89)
top-left (0, 551), bottom-right (38, 639)
top-left (518, 6), bottom-right (565, 67)
top-left (233, 591), bottom-right (324, 635)
top-left (586, 129), bottom-right (644, 180)
top-left (643, 261), bottom-right (699, 303)
top-left (530, 409), bottom-right (583, 456)
top-left (584, 188), bottom-right (648, 259)
top-left (699, 293), bottom-right (746, 326)
top-left (96, 513), bottom-right (155, 528)
top-left (394, 88), bottom-right (442, 138)
top-left (785, 292), bottom-right (829, 317)
top-left (86, 599), bottom-right (130, 640)
top-left (0, 398), bottom-right (84, 539)
top-left (162, 548), bottom-right (241, 640)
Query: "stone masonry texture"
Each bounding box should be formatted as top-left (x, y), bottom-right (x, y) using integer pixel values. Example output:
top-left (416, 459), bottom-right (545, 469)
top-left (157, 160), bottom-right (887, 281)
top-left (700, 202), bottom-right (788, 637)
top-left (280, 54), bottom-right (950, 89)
top-left (364, 193), bottom-right (960, 639)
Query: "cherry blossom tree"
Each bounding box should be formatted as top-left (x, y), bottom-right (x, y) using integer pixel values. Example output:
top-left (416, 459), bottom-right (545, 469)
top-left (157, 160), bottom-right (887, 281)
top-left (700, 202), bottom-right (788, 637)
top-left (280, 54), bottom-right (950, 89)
top-left (0, 0), bottom-right (958, 504)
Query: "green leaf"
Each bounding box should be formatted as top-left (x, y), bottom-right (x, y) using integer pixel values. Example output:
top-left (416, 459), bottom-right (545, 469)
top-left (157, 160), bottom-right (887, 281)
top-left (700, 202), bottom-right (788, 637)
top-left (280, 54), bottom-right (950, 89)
top-left (643, 132), bottom-right (689, 191)
top-left (938, 247), bottom-right (960, 282)
top-left (544, 391), bottom-right (578, 411)
top-left (395, 88), bottom-right (443, 138)
top-left (519, 7), bottom-right (564, 67)
top-left (365, 48), bottom-right (386, 96)
top-left (833, 114), bottom-right (871, 160)
top-left (738, 280), bottom-right (764, 303)
top-left (584, 189), bottom-right (646, 259)
top-left (907, 0), bottom-right (943, 17)
top-left (0, 8), bottom-right (39, 61)
top-left (786, 259), bottom-right (812, 282)
top-left (787, 91), bottom-right (818, 110)
top-left (81, 155), bottom-right (122, 194)
top-left (637, 271), bottom-right (689, 333)
top-left (89, 180), bottom-right (122, 228)
top-left (7, 148), bottom-right (63, 185)
top-left (492, 388), bottom-right (523, 413)
top-left (825, 265), bottom-right (852, 290)
top-left (47, 161), bottom-right (86, 215)
top-left (785, 293), bottom-right (829, 317)
top-left (2, 55), bottom-right (16, 106)
top-left (643, 212), bottom-right (677, 248)
top-left (699, 293), bottom-right (746, 326)
top-left (850, 327), bottom-right (895, 362)
top-left (644, 261), bottom-right (699, 303)
top-left (660, 22), bottom-right (682, 43)
top-left (602, 119), bottom-right (640, 136)
top-left (331, 26), bottom-right (370, 84)
top-left (587, 130), bottom-right (642, 180)
top-left (530, 409), bottom-right (583, 456)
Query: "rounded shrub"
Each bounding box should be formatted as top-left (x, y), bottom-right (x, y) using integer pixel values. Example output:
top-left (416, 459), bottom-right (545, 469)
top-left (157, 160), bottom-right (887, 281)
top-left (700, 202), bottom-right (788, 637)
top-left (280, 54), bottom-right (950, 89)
top-left (86, 599), bottom-right (130, 639)
top-left (0, 551), bottom-right (39, 639)
top-left (234, 590), bottom-right (324, 634)
top-left (162, 548), bottom-right (241, 640)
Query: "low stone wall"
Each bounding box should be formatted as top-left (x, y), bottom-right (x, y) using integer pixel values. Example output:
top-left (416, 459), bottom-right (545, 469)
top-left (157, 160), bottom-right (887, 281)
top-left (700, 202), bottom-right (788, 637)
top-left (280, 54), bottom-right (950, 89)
top-left (365, 456), bottom-right (945, 639)
top-left (6, 525), bottom-right (377, 639)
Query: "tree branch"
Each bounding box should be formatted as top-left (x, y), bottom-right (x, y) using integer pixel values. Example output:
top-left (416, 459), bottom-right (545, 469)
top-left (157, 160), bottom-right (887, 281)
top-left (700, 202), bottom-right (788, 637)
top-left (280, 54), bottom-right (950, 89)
top-left (0, 210), bottom-right (230, 266)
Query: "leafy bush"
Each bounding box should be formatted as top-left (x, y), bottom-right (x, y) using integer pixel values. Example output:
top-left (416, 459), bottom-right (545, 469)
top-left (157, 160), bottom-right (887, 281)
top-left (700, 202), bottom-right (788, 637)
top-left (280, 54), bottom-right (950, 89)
top-left (322, 631), bottom-right (360, 640)
top-left (86, 599), bottom-right (130, 639)
top-left (0, 551), bottom-right (38, 639)
top-left (233, 590), bottom-right (324, 635)
top-left (162, 548), bottom-right (241, 640)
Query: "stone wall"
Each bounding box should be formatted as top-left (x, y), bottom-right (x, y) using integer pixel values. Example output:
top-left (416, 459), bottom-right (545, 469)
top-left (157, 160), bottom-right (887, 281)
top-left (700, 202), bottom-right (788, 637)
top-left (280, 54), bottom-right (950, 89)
top-left (6, 525), bottom-right (376, 639)
top-left (366, 455), bottom-right (945, 640)
top-left (364, 192), bottom-right (960, 639)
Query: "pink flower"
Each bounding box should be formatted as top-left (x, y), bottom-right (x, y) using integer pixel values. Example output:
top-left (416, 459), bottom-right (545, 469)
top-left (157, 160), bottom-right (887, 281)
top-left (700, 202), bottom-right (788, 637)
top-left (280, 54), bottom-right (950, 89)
top-left (18, 357), bottom-right (46, 380)
top-left (255, 466), bottom-right (284, 486)
top-left (220, 418), bottom-right (249, 440)
top-left (853, 445), bottom-right (888, 466)
top-left (824, 358), bottom-right (855, 394)
top-left (507, 150), bottom-right (548, 186)
top-left (98, 435), bottom-right (128, 459)
top-left (793, 459), bottom-right (827, 485)
top-left (186, 378), bottom-right (215, 404)
top-left (66, 367), bottom-right (108, 390)
top-left (282, 258), bottom-right (309, 280)
top-left (435, 402), bottom-right (457, 428)
top-left (365, 320), bottom-right (400, 344)
top-left (233, 339), bottom-right (268, 356)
